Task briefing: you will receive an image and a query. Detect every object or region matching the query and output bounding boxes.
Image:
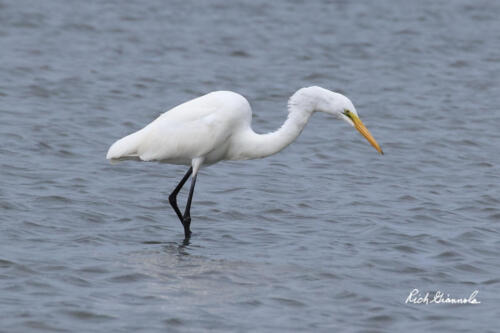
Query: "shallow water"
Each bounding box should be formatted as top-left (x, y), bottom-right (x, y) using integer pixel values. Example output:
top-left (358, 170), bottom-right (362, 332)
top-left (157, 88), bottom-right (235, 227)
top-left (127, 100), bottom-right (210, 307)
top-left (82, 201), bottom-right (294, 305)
top-left (1, 0), bottom-right (500, 332)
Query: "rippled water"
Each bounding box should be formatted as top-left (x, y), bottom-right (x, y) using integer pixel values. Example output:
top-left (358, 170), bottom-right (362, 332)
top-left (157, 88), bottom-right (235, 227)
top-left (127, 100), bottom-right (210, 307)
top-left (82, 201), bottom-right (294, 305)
top-left (1, 0), bottom-right (500, 332)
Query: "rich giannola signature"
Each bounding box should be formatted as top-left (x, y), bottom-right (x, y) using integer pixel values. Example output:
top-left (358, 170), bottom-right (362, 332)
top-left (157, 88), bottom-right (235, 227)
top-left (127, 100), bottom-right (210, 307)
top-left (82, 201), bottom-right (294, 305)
top-left (405, 288), bottom-right (480, 305)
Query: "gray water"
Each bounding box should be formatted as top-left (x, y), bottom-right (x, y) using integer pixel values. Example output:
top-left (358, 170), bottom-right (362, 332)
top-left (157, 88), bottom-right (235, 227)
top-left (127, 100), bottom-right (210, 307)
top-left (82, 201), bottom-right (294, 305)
top-left (1, 0), bottom-right (500, 332)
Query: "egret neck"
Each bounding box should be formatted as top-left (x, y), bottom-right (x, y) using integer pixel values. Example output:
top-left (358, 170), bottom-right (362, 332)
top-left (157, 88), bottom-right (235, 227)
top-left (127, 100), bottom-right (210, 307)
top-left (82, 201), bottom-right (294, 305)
top-left (229, 88), bottom-right (318, 160)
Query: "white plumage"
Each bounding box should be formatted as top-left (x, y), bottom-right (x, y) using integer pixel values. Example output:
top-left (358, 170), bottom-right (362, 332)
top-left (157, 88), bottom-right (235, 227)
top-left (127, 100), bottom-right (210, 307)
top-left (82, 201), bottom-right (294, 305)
top-left (107, 91), bottom-right (250, 167)
top-left (107, 86), bottom-right (382, 238)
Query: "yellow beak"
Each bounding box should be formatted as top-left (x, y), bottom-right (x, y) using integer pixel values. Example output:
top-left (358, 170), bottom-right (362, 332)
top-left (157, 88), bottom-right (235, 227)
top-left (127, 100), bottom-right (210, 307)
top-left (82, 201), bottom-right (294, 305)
top-left (351, 115), bottom-right (383, 155)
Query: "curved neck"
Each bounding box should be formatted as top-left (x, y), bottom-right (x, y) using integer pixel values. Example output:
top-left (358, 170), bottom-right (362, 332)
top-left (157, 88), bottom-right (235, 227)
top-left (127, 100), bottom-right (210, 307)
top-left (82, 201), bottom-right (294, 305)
top-left (232, 92), bottom-right (316, 160)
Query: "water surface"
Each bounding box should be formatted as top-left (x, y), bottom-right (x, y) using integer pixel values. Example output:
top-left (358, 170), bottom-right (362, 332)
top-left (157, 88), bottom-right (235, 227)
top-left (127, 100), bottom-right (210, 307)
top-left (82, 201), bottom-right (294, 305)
top-left (1, 0), bottom-right (500, 332)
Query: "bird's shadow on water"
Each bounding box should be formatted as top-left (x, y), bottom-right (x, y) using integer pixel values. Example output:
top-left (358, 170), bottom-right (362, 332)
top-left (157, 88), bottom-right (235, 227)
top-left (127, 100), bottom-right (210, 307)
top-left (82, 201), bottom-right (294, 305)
top-left (142, 237), bottom-right (192, 257)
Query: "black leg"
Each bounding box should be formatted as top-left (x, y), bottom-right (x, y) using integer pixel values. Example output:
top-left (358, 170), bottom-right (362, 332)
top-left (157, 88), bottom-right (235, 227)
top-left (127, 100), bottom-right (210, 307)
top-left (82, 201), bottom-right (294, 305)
top-left (168, 167), bottom-right (193, 224)
top-left (182, 173), bottom-right (198, 239)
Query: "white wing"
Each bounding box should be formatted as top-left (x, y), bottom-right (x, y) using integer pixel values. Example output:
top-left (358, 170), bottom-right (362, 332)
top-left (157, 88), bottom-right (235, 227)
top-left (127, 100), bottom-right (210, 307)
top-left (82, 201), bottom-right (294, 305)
top-left (106, 91), bottom-right (250, 164)
top-left (136, 110), bottom-right (232, 162)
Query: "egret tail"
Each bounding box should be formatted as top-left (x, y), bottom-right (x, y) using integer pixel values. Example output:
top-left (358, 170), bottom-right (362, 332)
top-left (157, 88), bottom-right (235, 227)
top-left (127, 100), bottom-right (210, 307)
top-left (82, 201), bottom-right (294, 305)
top-left (106, 129), bottom-right (145, 160)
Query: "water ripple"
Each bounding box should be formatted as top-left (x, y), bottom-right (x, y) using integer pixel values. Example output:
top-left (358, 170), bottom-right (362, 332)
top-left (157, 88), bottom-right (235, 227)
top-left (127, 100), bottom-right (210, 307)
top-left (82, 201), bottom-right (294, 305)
top-left (1, 0), bottom-right (499, 332)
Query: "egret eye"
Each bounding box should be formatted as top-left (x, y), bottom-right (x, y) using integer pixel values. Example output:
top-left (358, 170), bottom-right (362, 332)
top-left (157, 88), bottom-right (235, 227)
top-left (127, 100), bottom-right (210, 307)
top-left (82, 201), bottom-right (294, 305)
top-left (343, 110), bottom-right (352, 118)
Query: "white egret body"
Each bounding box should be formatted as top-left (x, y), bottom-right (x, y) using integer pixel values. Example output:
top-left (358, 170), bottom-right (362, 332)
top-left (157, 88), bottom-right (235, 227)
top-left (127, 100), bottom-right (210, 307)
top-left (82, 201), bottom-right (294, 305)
top-left (107, 86), bottom-right (383, 238)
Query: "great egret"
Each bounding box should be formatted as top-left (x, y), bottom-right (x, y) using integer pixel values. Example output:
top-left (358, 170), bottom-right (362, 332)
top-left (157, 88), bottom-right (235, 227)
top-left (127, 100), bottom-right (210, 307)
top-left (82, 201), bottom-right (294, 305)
top-left (107, 86), bottom-right (383, 239)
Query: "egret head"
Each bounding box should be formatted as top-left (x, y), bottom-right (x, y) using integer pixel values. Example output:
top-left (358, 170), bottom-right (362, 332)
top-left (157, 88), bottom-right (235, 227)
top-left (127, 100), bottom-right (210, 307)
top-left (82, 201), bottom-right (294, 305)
top-left (308, 86), bottom-right (384, 155)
